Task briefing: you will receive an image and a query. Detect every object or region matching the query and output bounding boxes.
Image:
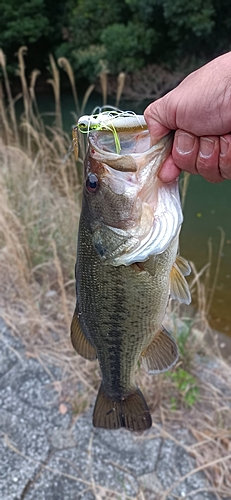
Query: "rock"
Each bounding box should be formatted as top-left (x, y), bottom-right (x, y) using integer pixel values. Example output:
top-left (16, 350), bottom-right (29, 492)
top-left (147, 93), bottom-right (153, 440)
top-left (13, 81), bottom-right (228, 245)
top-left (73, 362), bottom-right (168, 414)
top-left (0, 321), bottom-right (227, 500)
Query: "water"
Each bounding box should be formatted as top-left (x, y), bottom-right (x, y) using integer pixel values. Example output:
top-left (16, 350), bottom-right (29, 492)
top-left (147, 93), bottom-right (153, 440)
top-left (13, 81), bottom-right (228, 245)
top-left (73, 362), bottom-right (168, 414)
top-left (20, 91), bottom-right (231, 335)
top-left (34, 91), bottom-right (148, 130)
top-left (180, 175), bottom-right (231, 335)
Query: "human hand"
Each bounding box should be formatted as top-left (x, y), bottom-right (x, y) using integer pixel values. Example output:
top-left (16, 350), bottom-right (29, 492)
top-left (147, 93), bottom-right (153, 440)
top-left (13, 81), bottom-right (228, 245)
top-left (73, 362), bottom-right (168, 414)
top-left (144, 52), bottom-right (231, 182)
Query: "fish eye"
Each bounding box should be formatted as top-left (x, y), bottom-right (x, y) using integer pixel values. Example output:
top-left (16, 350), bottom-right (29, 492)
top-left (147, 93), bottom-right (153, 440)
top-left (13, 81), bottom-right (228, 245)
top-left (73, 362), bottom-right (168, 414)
top-left (86, 173), bottom-right (99, 193)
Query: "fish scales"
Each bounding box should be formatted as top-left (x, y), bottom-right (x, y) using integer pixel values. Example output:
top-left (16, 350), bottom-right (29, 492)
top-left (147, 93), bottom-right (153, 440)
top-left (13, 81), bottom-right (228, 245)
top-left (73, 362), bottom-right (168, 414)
top-left (71, 111), bottom-right (191, 432)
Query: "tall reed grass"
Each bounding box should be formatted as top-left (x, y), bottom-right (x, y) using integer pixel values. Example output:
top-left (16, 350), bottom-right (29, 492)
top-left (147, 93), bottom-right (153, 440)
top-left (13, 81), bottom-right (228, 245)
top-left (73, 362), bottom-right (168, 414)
top-left (0, 48), bottom-right (230, 498)
top-left (0, 48), bottom-right (80, 342)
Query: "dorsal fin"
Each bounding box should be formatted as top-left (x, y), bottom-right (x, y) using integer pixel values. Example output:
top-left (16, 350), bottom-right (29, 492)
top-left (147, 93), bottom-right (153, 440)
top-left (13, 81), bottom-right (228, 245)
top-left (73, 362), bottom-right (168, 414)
top-left (141, 326), bottom-right (179, 374)
top-left (170, 262), bottom-right (191, 304)
top-left (71, 309), bottom-right (97, 360)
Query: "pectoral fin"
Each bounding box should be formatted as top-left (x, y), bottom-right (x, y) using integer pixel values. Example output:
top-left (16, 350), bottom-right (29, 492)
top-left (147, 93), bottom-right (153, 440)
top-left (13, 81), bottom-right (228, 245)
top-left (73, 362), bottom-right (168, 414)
top-left (71, 309), bottom-right (97, 360)
top-left (175, 255), bottom-right (191, 276)
top-left (141, 326), bottom-right (179, 374)
top-left (170, 261), bottom-right (191, 304)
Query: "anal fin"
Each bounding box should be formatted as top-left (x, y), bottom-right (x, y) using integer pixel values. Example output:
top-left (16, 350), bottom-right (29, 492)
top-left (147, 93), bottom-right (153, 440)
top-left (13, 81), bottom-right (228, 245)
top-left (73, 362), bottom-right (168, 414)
top-left (93, 384), bottom-right (152, 432)
top-left (71, 309), bottom-right (97, 360)
top-left (141, 326), bottom-right (179, 374)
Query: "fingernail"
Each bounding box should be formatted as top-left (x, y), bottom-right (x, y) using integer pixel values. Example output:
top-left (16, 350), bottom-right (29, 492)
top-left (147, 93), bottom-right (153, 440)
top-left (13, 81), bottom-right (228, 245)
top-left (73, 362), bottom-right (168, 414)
top-left (200, 138), bottom-right (215, 157)
top-left (176, 132), bottom-right (195, 154)
top-left (220, 137), bottom-right (228, 156)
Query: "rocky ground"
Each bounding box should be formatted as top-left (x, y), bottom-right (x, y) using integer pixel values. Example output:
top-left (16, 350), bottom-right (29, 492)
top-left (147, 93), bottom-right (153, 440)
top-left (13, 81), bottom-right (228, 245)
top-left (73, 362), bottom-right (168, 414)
top-left (0, 319), bottom-right (230, 500)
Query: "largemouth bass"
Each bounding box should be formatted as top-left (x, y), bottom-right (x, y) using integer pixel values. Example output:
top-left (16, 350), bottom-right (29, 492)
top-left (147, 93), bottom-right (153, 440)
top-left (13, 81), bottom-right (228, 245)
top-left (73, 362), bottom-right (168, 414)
top-left (71, 111), bottom-right (191, 432)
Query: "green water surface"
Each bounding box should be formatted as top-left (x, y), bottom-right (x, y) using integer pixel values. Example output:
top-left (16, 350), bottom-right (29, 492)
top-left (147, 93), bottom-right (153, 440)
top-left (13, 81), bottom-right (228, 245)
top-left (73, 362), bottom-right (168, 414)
top-left (180, 175), bottom-right (231, 335)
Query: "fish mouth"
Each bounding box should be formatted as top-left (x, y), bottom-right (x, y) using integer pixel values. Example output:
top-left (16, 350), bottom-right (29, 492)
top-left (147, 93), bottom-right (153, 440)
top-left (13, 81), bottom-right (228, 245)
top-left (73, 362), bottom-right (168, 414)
top-left (88, 125), bottom-right (173, 172)
top-left (87, 127), bottom-right (182, 266)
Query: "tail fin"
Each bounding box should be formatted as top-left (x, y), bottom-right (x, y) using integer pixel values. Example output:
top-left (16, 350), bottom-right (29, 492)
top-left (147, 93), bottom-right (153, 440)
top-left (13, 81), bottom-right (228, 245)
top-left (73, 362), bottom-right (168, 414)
top-left (93, 384), bottom-right (152, 432)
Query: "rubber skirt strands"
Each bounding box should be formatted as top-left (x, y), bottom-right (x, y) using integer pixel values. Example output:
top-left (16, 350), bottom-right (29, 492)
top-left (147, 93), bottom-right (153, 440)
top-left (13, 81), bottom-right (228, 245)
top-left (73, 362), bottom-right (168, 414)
top-left (76, 109), bottom-right (146, 155)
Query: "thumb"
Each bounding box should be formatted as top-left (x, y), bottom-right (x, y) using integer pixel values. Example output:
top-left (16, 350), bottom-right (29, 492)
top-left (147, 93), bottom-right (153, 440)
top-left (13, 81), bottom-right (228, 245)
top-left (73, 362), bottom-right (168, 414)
top-left (144, 96), bottom-right (173, 140)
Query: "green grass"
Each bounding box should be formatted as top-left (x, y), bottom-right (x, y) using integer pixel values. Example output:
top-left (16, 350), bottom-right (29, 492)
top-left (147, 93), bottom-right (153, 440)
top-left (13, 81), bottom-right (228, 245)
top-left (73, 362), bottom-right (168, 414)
top-left (167, 368), bottom-right (199, 409)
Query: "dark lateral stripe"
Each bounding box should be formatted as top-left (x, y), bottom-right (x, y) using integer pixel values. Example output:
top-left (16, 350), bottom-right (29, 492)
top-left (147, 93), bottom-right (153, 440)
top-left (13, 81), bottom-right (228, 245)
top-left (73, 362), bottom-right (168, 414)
top-left (100, 276), bottom-right (127, 397)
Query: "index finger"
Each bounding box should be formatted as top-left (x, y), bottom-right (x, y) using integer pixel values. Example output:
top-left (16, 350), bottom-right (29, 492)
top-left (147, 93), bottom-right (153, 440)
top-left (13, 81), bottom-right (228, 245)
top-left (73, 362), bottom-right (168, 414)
top-left (144, 105), bottom-right (171, 142)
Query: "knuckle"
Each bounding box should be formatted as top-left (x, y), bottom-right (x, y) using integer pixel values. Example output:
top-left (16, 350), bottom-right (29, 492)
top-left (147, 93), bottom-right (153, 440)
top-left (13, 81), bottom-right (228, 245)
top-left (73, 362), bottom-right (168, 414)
top-left (219, 162), bottom-right (231, 179)
top-left (196, 156), bottom-right (221, 182)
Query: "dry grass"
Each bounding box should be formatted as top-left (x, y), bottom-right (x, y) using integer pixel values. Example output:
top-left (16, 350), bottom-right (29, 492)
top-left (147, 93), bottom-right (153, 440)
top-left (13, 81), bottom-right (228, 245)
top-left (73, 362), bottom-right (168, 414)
top-left (135, 351), bottom-right (231, 499)
top-left (0, 47), bottom-right (88, 405)
top-left (0, 48), bottom-right (231, 499)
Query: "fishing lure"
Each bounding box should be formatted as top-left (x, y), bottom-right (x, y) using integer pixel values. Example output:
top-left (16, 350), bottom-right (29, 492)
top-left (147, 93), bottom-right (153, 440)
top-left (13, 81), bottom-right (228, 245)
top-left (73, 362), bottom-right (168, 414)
top-left (69, 108), bottom-right (146, 162)
top-left (76, 109), bottom-right (145, 155)
top-left (72, 125), bottom-right (79, 161)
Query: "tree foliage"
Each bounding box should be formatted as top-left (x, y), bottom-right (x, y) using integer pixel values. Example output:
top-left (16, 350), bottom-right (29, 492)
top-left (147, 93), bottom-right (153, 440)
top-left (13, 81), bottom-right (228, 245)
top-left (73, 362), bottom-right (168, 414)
top-left (0, 0), bottom-right (231, 83)
top-left (57, 0), bottom-right (231, 80)
top-left (0, 0), bottom-right (65, 74)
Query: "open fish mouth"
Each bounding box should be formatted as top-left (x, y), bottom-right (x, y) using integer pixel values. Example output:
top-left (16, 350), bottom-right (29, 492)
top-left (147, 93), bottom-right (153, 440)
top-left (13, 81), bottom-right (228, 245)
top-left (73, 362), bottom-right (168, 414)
top-left (79, 112), bottom-right (183, 266)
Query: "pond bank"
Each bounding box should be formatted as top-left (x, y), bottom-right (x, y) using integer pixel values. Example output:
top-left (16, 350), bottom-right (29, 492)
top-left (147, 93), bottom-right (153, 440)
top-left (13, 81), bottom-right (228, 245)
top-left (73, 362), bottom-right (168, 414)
top-left (0, 320), bottom-right (230, 500)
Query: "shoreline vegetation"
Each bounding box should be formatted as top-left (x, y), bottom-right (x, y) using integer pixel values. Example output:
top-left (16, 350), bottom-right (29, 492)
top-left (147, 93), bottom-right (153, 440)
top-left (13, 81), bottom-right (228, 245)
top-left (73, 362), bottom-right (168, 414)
top-left (0, 48), bottom-right (231, 498)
